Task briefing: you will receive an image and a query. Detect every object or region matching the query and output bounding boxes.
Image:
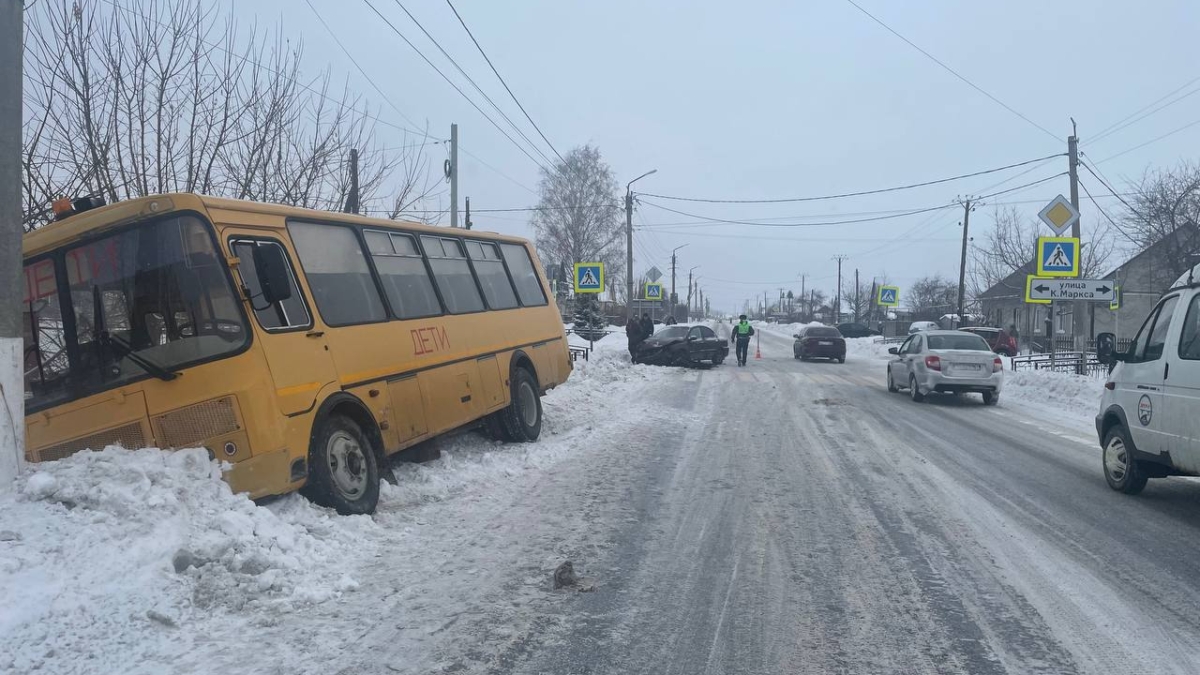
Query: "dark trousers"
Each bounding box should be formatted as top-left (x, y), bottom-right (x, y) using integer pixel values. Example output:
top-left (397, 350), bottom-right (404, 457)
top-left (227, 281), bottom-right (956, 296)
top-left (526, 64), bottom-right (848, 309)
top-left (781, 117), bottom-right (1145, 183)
top-left (735, 338), bottom-right (750, 363)
top-left (628, 340), bottom-right (642, 360)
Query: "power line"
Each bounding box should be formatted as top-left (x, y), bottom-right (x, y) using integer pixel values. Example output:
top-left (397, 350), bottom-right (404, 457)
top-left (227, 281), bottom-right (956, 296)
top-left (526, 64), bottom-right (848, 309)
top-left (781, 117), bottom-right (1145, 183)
top-left (639, 200), bottom-right (955, 228)
top-left (637, 153), bottom-right (1064, 204)
top-left (458, 145), bottom-right (536, 194)
top-left (387, 0), bottom-right (554, 168)
top-left (362, 0), bottom-right (550, 171)
top-left (1078, 178), bottom-right (1141, 248)
top-left (1094, 116), bottom-right (1200, 165)
top-left (636, 174), bottom-right (1065, 229)
top-left (842, 0), bottom-right (1059, 142)
top-left (1079, 161), bottom-right (1138, 214)
top-left (1088, 85), bottom-right (1200, 146)
top-left (304, 0), bottom-right (438, 143)
top-left (98, 0), bottom-right (438, 140)
top-left (443, 0), bottom-right (564, 164)
top-left (1089, 73), bottom-right (1200, 143)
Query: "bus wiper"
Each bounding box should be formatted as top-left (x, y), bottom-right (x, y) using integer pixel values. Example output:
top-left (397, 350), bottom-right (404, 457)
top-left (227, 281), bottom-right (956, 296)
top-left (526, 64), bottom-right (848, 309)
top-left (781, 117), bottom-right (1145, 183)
top-left (91, 286), bottom-right (179, 382)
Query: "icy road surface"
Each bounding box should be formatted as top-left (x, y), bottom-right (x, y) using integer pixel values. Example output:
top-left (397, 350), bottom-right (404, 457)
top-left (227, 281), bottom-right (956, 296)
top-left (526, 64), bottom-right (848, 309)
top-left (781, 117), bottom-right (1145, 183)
top-left (6, 326), bottom-right (1200, 674)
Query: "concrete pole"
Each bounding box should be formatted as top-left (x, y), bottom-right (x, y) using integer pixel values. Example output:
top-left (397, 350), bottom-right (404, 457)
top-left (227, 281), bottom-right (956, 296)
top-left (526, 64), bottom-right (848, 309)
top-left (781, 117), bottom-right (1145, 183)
top-left (625, 190), bottom-right (633, 308)
top-left (957, 198), bottom-right (972, 324)
top-left (450, 123), bottom-right (459, 227)
top-left (0, 0), bottom-right (24, 485)
top-left (1068, 121), bottom-right (1084, 348)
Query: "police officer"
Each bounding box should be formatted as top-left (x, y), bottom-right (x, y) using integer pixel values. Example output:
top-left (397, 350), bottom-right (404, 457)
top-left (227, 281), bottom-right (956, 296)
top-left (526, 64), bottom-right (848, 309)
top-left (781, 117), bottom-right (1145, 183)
top-left (730, 314), bottom-right (755, 366)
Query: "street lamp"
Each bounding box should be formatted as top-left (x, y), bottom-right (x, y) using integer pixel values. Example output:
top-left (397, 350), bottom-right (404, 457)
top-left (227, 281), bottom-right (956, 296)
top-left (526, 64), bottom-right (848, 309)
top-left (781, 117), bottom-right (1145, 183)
top-left (626, 169), bottom-right (658, 310)
top-left (670, 244), bottom-right (688, 315)
top-left (688, 266), bottom-right (700, 319)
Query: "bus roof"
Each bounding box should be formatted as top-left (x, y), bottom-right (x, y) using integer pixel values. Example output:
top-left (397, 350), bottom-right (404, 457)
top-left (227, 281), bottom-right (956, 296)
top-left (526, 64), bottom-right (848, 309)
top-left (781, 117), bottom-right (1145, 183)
top-left (23, 193), bottom-right (529, 258)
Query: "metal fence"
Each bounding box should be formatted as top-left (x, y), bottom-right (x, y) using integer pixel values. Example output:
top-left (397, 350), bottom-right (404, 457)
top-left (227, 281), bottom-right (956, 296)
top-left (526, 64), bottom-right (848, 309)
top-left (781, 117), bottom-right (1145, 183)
top-left (1011, 351), bottom-right (1110, 378)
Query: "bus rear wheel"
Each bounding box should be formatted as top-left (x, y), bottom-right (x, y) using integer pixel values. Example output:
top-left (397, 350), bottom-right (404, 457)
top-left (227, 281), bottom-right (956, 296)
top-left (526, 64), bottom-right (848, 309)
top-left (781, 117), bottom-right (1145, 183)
top-left (502, 368), bottom-right (543, 442)
top-left (303, 415), bottom-right (381, 515)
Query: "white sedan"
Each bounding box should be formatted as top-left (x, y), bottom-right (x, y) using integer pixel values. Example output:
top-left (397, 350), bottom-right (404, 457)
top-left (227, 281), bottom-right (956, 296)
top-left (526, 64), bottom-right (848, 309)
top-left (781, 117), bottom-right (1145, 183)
top-left (886, 330), bottom-right (1004, 405)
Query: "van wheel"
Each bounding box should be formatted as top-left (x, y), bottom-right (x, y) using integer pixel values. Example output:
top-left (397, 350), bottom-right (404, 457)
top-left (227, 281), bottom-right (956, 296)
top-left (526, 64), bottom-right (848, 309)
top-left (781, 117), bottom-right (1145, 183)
top-left (303, 415), bottom-right (380, 515)
top-left (887, 369), bottom-right (898, 393)
top-left (502, 368), bottom-right (543, 442)
top-left (909, 375), bottom-right (925, 402)
top-left (1103, 425), bottom-right (1149, 495)
top-left (982, 391), bottom-right (999, 405)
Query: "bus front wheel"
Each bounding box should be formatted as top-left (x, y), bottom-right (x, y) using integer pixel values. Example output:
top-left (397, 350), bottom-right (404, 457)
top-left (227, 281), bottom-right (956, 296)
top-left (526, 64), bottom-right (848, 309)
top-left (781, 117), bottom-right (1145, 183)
top-left (303, 415), bottom-right (381, 515)
top-left (502, 368), bottom-right (543, 442)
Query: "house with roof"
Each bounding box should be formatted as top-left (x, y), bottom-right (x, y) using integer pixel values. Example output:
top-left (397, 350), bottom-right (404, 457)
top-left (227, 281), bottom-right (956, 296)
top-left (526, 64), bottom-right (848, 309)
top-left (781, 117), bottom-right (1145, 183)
top-left (978, 223), bottom-right (1200, 349)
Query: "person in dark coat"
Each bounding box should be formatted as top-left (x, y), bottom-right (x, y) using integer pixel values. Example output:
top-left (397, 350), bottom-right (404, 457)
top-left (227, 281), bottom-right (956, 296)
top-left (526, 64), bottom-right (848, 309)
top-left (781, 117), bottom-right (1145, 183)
top-left (641, 313), bottom-right (655, 342)
top-left (626, 316), bottom-right (645, 360)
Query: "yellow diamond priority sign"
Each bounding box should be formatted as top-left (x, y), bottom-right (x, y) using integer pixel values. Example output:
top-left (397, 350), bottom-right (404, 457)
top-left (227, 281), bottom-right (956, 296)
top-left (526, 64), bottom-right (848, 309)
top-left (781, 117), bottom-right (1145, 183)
top-left (1038, 194), bottom-right (1080, 236)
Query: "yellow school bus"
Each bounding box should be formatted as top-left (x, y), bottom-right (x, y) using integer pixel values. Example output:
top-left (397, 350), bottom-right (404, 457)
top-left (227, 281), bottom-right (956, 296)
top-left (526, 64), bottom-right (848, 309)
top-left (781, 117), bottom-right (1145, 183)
top-left (22, 194), bottom-right (571, 513)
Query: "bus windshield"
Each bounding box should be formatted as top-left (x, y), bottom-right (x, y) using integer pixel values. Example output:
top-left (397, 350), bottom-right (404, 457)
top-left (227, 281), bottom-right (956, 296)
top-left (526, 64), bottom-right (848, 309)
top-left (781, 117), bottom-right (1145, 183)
top-left (24, 214), bottom-right (248, 409)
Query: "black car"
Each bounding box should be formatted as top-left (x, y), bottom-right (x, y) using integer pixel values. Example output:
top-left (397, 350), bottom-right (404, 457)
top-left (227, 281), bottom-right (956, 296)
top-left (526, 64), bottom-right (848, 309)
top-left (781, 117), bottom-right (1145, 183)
top-left (794, 326), bottom-right (846, 362)
top-left (635, 325), bottom-right (728, 367)
top-left (835, 322), bottom-right (879, 338)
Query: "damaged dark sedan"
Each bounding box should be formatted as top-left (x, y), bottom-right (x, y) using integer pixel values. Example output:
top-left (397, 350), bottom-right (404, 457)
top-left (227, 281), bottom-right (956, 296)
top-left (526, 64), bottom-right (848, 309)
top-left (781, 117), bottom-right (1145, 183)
top-left (635, 325), bottom-right (728, 367)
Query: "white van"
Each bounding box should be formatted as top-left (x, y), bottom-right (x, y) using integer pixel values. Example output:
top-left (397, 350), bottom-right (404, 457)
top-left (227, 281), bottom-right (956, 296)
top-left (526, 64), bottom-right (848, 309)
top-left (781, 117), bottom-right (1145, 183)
top-left (1095, 270), bottom-right (1200, 493)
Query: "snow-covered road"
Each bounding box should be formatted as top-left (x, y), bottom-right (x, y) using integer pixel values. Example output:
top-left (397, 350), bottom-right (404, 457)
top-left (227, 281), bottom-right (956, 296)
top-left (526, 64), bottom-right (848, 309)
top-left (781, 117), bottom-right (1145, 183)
top-left (7, 326), bottom-right (1200, 673)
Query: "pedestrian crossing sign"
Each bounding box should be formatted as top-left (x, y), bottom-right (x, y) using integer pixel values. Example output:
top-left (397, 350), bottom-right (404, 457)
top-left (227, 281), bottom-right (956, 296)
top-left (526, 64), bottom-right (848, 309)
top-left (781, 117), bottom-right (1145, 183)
top-left (645, 282), bottom-right (663, 300)
top-left (877, 285), bottom-right (900, 307)
top-left (573, 262), bottom-right (604, 294)
top-left (1036, 236), bottom-right (1079, 277)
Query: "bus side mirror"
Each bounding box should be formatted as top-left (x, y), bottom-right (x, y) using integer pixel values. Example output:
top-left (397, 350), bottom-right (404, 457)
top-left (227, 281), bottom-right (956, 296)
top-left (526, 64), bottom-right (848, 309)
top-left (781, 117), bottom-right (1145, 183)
top-left (1096, 332), bottom-right (1118, 364)
top-left (252, 245), bottom-right (293, 305)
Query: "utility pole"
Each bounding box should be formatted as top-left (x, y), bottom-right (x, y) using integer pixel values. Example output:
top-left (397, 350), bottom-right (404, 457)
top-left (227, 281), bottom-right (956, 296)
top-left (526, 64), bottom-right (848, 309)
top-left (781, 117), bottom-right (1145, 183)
top-left (626, 170), bottom-right (657, 313)
top-left (956, 197), bottom-right (974, 326)
top-left (1, 0), bottom-right (23, 485)
top-left (1068, 119), bottom-right (1084, 348)
top-left (670, 251), bottom-right (677, 313)
top-left (800, 274), bottom-right (807, 321)
top-left (449, 123), bottom-right (459, 227)
top-left (833, 255), bottom-right (848, 322)
top-left (686, 271), bottom-right (694, 317)
top-left (464, 196), bottom-right (473, 230)
top-left (343, 149), bottom-right (360, 214)
top-left (854, 269), bottom-right (860, 322)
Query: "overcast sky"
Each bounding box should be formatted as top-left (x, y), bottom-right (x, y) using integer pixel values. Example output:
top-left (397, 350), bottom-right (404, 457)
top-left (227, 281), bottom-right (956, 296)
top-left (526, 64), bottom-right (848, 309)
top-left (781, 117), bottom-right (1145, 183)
top-left (234, 0), bottom-right (1200, 313)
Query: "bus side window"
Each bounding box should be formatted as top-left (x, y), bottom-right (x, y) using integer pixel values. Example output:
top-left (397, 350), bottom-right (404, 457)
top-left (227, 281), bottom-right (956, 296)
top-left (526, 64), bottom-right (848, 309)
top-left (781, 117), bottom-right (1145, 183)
top-left (498, 243), bottom-right (547, 307)
top-left (466, 240), bottom-right (518, 310)
top-left (289, 222), bottom-right (387, 327)
top-left (231, 239), bottom-right (311, 331)
top-left (421, 236), bottom-right (485, 315)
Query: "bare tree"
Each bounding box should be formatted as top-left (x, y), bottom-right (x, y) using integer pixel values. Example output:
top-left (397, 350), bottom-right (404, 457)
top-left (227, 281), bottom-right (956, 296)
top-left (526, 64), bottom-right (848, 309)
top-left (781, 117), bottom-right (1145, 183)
top-left (530, 145), bottom-right (624, 287)
top-left (1121, 161), bottom-right (1200, 280)
top-left (907, 275), bottom-right (958, 320)
top-left (21, 0), bottom-right (439, 230)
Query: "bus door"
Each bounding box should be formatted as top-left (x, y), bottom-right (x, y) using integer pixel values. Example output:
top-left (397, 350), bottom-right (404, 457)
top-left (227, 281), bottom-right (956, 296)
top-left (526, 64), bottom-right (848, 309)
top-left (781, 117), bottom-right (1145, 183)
top-left (228, 237), bottom-right (337, 416)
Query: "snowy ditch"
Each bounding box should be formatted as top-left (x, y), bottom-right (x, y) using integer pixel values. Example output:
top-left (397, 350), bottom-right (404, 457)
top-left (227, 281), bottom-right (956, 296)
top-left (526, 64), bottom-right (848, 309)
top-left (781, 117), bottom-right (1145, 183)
top-left (0, 329), bottom-right (666, 674)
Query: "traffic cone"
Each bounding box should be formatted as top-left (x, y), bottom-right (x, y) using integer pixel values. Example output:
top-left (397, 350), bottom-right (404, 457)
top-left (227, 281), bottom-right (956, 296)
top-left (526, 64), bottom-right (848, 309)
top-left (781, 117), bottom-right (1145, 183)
top-left (755, 333), bottom-right (762, 360)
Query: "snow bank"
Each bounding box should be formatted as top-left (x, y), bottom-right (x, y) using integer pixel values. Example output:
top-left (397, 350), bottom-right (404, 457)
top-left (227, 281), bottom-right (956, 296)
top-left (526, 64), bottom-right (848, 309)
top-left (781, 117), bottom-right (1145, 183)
top-left (846, 337), bottom-right (897, 361)
top-left (0, 344), bottom-right (670, 674)
top-left (0, 446), bottom-right (382, 672)
top-left (1001, 368), bottom-right (1102, 432)
top-left (751, 320), bottom-right (824, 338)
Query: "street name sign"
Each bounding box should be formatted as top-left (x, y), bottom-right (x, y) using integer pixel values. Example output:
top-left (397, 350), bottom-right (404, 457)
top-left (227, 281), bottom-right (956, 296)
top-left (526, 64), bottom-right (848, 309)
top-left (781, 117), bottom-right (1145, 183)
top-left (573, 262), bottom-right (604, 294)
top-left (1038, 194), bottom-right (1080, 236)
top-left (1025, 277), bottom-right (1116, 302)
